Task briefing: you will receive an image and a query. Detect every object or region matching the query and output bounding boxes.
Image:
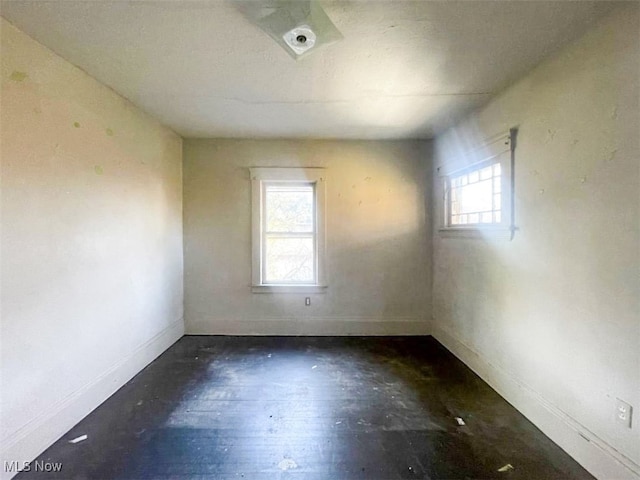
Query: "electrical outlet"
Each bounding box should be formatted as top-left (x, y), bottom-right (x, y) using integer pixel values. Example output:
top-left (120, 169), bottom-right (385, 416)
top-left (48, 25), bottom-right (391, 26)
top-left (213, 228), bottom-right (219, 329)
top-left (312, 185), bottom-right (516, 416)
top-left (616, 398), bottom-right (633, 429)
top-left (305, 297), bottom-right (311, 306)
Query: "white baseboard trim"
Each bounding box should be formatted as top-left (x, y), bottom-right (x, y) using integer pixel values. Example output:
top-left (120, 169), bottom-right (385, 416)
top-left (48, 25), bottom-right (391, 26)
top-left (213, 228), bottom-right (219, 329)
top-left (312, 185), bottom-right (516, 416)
top-left (433, 325), bottom-right (640, 480)
top-left (0, 318), bottom-right (184, 480)
top-left (186, 316), bottom-right (431, 336)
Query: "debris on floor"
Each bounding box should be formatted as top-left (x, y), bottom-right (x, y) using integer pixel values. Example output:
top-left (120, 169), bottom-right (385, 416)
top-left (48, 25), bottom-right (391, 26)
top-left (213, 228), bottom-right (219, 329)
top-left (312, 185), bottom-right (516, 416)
top-left (312, 365), bottom-right (317, 369)
top-left (455, 416), bottom-right (466, 426)
top-left (278, 458), bottom-right (298, 470)
top-left (498, 463), bottom-right (514, 472)
top-left (68, 434), bottom-right (88, 444)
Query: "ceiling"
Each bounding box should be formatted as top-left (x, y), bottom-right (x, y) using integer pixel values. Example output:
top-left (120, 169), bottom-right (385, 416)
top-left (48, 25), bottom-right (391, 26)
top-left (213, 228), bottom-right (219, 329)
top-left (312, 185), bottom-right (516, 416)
top-left (0, 1), bottom-right (617, 139)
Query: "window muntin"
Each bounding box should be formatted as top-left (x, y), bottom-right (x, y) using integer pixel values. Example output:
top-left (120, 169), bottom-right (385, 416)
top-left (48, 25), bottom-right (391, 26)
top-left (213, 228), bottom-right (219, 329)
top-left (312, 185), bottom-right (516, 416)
top-left (262, 183), bottom-right (316, 284)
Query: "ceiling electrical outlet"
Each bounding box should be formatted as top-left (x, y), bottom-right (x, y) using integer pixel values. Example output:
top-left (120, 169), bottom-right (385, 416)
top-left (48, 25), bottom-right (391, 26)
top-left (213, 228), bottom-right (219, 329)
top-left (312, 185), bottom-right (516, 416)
top-left (616, 398), bottom-right (633, 429)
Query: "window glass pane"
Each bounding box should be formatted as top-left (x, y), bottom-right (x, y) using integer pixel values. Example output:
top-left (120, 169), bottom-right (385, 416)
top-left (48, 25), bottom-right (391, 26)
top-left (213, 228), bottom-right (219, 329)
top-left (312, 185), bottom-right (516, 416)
top-left (456, 180), bottom-right (493, 214)
top-left (265, 184), bottom-right (313, 233)
top-left (479, 166), bottom-right (493, 180)
top-left (265, 236), bottom-right (314, 283)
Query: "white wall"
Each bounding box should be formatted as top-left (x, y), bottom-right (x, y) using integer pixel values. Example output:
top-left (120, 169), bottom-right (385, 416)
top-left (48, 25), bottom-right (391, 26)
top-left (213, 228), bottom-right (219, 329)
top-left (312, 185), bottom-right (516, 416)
top-left (183, 139), bottom-right (431, 335)
top-left (0, 19), bottom-right (184, 476)
top-left (431, 4), bottom-right (639, 480)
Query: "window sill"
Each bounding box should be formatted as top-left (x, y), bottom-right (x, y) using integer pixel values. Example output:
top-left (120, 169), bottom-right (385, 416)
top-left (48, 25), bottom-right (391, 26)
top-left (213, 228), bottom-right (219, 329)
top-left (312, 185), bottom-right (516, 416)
top-left (438, 226), bottom-right (515, 240)
top-left (251, 285), bottom-right (328, 294)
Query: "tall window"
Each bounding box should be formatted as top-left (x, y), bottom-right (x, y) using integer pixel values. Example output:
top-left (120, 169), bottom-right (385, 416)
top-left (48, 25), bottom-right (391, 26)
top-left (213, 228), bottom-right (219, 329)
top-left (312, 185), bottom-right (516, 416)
top-left (251, 168), bottom-right (327, 292)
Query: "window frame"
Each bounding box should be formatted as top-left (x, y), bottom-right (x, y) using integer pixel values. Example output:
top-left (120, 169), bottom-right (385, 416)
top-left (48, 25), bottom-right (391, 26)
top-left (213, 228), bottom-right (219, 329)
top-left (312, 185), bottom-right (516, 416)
top-left (437, 129), bottom-right (517, 239)
top-left (250, 167), bottom-right (327, 293)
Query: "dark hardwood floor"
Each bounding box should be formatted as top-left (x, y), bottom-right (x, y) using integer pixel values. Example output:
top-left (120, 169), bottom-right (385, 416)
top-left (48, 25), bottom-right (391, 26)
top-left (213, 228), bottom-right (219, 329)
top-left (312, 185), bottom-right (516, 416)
top-left (19, 336), bottom-right (594, 479)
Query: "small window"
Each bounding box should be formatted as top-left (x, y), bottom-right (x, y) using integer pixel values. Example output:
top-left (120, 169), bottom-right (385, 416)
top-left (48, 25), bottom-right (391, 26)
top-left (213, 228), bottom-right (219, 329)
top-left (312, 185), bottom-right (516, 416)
top-left (250, 168), bottom-right (327, 293)
top-left (447, 161), bottom-right (502, 227)
top-left (439, 129), bottom-right (516, 239)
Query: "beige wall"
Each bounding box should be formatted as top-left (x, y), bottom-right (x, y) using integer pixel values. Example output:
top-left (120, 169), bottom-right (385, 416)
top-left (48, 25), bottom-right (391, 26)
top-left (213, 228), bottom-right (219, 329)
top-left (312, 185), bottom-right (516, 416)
top-left (431, 5), bottom-right (639, 479)
top-left (184, 139), bottom-right (431, 335)
top-left (0, 18), bottom-right (184, 474)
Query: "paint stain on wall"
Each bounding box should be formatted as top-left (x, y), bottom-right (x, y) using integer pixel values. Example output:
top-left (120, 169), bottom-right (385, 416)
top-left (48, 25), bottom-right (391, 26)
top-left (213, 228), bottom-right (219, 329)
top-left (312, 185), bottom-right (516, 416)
top-left (73, 122), bottom-right (81, 128)
top-left (106, 128), bottom-right (114, 136)
top-left (9, 71), bottom-right (28, 82)
top-left (94, 165), bottom-right (104, 175)
top-left (605, 149), bottom-right (618, 163)
top-left (545, 129), bottom-right (556, 143)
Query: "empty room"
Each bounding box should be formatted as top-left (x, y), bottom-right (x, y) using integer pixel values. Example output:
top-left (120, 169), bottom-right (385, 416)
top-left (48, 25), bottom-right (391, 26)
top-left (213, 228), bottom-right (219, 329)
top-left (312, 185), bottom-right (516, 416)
top-left (1, 1), bottom-right (638, 479)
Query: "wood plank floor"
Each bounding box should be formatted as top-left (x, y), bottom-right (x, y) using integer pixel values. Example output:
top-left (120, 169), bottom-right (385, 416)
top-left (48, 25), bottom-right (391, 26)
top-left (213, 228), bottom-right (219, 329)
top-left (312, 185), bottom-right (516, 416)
top-left (19, 336), bottom-right (594, 479)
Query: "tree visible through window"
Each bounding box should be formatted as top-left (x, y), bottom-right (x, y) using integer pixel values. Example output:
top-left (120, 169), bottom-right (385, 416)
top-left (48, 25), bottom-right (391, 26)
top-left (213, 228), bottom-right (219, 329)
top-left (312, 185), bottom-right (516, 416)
top-left (250, 167), bottom-right (326, 291)
top-left (263, 183), bottom-right (315, 283)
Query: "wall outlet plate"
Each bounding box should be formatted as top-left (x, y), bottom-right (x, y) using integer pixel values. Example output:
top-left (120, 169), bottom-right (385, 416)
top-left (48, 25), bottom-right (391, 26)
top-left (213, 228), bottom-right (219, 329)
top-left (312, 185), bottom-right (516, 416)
top-left (616, 398), bottom-right (633, 429)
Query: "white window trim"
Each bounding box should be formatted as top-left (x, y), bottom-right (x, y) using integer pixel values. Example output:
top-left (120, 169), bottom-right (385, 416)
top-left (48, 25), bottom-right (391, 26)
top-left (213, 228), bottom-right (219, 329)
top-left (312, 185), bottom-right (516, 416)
top-left (250, 167), bottom-right (327, 293)
top-left (437, 129), bottom-right (517, 240)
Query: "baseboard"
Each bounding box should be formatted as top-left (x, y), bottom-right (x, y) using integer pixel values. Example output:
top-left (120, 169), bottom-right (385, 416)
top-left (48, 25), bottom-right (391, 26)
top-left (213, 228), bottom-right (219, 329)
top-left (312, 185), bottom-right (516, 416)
top-left (0, 318), bottom-right (185, 480)
top-left (186, 316), bottom-right (431, 336)
top-left (432, 326), bottom-right (640, 480)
